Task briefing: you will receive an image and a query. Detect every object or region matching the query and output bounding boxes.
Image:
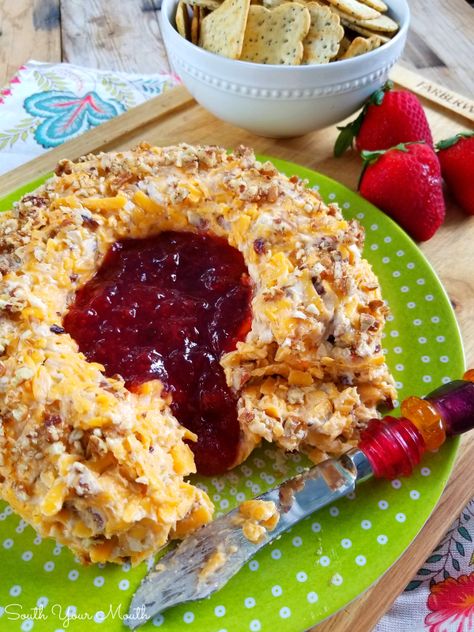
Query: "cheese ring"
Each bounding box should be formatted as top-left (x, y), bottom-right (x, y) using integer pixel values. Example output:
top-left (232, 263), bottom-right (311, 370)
top-left (0, 143), bottom-right (395, 564)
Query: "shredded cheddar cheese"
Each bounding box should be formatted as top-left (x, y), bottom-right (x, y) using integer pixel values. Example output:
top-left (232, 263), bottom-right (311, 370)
top-left (0, 143), bottom-right (395, 564)
top-left (237, 499), bottom-right (280, 544)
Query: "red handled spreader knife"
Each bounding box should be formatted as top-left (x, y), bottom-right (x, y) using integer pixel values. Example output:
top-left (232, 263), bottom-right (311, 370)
top-left (126, 371), bottom-right (474, 629)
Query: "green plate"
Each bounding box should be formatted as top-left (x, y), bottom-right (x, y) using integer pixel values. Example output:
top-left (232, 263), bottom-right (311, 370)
top-left (0, 158), bottom-right (464, 632)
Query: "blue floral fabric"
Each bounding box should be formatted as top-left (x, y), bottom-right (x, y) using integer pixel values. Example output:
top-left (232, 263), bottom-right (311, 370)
top-left (24, 91), bottom-right (125, 148)
top-left (0, 60), bottom-right (179, 174)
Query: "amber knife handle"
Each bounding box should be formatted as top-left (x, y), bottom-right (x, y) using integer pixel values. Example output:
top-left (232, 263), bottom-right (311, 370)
top-left (358, 370), bottom-right (474, 479)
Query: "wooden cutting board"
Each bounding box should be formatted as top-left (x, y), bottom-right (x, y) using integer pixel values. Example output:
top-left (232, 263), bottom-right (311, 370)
top-left (0, 64), bottom-right (473, 631)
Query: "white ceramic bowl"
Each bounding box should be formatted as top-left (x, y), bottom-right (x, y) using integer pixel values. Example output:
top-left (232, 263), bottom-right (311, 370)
top-left (161, 0), bottom-right (409, 138)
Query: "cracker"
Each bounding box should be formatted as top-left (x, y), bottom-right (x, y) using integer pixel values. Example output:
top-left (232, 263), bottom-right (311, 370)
top-left (341, 20), bottom-right (390, 42)
top-left (240, 3), bottom-right (311, 64)
top-left (191, 5), bottom-right (200, 44)
top-left (176, 0), bottom-right (191, 39)
top-left (324, 0), bottom-right (379, 20)
top-left (262, 0), bottom-right (286, 8)
top-left (337, 9), bottom-right (398, 32)
top-left (302, 2), bottom-right (344, 64)
top-left (359, 0), bottom-right (387, 11)
top-left (187, 0), bottom-right (221, 9)
top-left (358, 13), bottom-right (398, 32)
top-left (340, 33), bottom-right (382, 58)
top-left (199, 0), bottom-right (251, 58)
top-left (335, 34), bottom-right (351, 59)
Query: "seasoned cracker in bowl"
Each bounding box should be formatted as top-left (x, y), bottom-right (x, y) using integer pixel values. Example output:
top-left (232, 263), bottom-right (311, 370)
top-left (175, 0), bottom-right (399, 64)
top-left (162, 0), bottom-right (409, 135)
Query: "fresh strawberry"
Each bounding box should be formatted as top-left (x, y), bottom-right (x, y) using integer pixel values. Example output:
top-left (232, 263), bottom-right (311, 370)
top-left (334, 81), bottom-right (433, 157)
top-left (436, 132), bottom-right (474, 216)
top-left (359, 142), bottom-right (445, 242)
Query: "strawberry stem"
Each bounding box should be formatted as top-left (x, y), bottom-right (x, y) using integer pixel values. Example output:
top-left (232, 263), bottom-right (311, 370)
top-left (358, 142), bottom-right (424, 190)
top-left (334, 116), bottom-right (363, 157)
top-left (334, 81), bottom-right (393, 158)
top-left (361, 141), bottom-right (423, 163)
top-left (360, 148), bottom-right (387, 164)
top-left (436, 131), bottom-right (474, 151)
top-left (369, 80), bottom-right (393, 106)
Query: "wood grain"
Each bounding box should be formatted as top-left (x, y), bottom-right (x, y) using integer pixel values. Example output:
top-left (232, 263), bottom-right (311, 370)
top-left (0, 0), bottom-right (473, 98)
top-left (404, 0), bottom-right (474, 97)
top-left (61, 0), bottom-right (170, 74)
top-left (391, 65), bottom-right (474, 122)
top-left (0, 0), bottom-right (61, 87)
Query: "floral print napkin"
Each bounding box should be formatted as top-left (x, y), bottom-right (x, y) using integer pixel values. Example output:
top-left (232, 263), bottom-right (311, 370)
top-left (376, 499), bottom-right (474, 631)
top-left (0, 60), bottom-right (179, 174)
top-left (1, 60), bottom-right (474, 632)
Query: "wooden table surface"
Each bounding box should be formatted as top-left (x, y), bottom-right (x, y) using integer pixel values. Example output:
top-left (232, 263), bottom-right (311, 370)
top-left (0, 2), bottom-right (473, 631)
top-left (0, 0), bottom-right (473, 96)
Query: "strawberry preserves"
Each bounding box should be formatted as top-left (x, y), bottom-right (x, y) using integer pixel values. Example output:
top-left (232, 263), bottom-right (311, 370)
top-left (64, 231), bottom-right (252, 475)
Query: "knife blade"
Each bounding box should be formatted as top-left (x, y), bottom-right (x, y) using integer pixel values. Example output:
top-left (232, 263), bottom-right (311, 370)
top-left (125, 448), bottom-right (372, 629)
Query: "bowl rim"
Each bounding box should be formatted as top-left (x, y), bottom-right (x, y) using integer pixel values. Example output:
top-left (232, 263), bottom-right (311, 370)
top-left (161, 0), bottom-right (410, 73)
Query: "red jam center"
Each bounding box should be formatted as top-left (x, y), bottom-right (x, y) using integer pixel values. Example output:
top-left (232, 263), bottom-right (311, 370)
top-left (63, 231), bottom-right (252, 475)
